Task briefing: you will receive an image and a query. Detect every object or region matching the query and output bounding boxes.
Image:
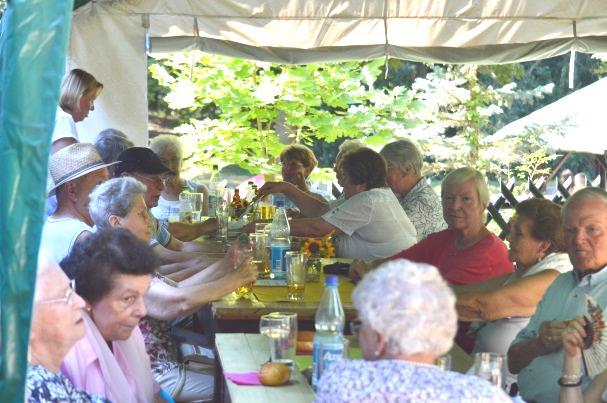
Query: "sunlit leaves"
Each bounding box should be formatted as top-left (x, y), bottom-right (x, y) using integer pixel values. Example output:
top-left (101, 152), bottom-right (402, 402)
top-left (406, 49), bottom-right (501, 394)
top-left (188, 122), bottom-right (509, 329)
top-left (149, 51), bottom-right (424, 177)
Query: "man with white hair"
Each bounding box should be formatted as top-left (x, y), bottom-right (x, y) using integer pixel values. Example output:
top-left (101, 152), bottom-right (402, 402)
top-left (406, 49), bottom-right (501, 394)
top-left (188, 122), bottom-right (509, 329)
top-left (380, 139), bottom-right (446, 240)
top-left (316, 259), bottom-right (510, 402)
top-left (508, 187), bottom-right (607, 403)
top-left (113, 147), bottom-right (218, 263)
top-left (25, 255), bottom-right (105, 402)
top-left (149, 134), bottom-right (215, 241)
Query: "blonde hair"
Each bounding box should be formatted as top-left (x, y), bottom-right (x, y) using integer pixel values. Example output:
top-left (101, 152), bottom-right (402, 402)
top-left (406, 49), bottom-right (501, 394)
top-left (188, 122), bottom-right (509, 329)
top-left (442, 167), bottom-right (490, 206)
top-left (279, 144), bottom-right (318, 169)
top-left (60, 69), bottom-right (103, 113)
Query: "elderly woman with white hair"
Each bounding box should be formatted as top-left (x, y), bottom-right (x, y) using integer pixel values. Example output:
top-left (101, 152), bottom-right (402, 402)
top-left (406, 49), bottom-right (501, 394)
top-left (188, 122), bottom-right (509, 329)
top-left (26, 255), bottom-right (108, 402)
top-left (380, 139), bottom-right (446, 240)
top-left (351, 167), bottom-right (513, 285)
top-left (89, 177), bottom-right (256, 401)
top-left (150, 134), bottom-right (214, 241)
top-left (316, 259), bottom-right (510, 402)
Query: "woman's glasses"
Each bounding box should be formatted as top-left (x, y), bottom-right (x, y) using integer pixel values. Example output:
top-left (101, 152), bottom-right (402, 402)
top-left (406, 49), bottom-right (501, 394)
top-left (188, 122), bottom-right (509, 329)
top-left (38, 279), bottom-right (76, 306)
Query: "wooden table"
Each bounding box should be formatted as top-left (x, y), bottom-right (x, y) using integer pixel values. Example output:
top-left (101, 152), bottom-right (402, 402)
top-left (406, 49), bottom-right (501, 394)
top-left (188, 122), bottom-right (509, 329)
top-left (214, 333), bottom-right (315, 403)
top-left (214, 333), bottom-right (473, 403)
top-left (211, 260), bottom-right (356, 333)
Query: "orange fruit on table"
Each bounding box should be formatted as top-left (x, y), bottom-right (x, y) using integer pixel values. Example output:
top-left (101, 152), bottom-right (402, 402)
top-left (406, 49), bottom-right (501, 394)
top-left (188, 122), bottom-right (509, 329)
top-left (259, 362), bottom-right (291, 386)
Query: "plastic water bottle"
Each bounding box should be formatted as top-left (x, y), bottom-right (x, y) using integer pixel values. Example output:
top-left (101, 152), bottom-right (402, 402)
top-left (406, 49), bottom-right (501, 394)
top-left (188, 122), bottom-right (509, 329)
top-left (269, 200), bottom-right (290, 278)
top-left (312, 275), bottom-right (346, 389)
top-left (207, 164), bottom-right (219, 218)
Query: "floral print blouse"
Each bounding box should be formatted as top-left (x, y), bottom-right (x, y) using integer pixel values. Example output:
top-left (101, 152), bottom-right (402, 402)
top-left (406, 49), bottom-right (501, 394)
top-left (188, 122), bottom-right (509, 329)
top-left (26, 364), bottom-right (109, 403)
top-left (315, 359), bottom-right (511, 403)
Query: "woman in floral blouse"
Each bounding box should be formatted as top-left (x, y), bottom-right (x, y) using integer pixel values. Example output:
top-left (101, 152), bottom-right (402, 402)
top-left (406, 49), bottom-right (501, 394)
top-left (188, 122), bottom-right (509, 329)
top-left (315, 259), bottom-right (511, 402)
top-left (26, 254), bottom-right (108, 403)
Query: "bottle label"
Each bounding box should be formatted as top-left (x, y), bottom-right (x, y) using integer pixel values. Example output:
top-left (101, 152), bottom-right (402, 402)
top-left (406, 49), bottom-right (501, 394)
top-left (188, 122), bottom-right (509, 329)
top-left (312, 340), bottom-right (345, 387)
top-left (269, 245), bottom-right (290, 275)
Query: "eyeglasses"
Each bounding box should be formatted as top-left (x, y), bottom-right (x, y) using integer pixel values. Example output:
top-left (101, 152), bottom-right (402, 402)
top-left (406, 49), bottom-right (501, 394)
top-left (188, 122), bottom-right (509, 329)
top-left (131, 172), bottom-right (166, 187)
top-left (38, 279), bottom-right (76, 306)
top-left (350, 318), bottom-right (362, 336)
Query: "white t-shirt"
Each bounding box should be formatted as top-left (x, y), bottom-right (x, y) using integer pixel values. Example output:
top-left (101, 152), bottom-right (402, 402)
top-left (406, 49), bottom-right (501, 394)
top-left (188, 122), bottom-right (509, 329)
top-left (51, 107), bottom-right (79, 144)
top-left (322, 188), bottom-right (417, 260)
top-left (39, 217), bottom-right (92, 263)
top-left (151, 197), bottom-right (180, 223)
top-left (150, 180), bottom-right (210, 222)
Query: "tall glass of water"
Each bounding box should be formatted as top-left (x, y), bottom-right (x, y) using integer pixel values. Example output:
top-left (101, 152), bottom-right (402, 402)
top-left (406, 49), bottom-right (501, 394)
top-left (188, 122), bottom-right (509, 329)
top-left (473, 352), bottom-right (505, 388)
top-left (259, 314), bottom-right (292, 365)
top-left (179, 192), bottom-right (203, 223)
top-left (269, 312), bottom-right (298, 365)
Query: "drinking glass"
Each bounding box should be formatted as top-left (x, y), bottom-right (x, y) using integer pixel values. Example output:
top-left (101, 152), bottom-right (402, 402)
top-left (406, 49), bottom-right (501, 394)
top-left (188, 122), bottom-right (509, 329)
top-left (258, 203), bottom-right (276, 220)
top-left (285, 251), bottom-right (306, 301)
top-left (250, 232), bottom-right (270, 278)
top-left (216, 187), bottom-right (233, 214)
top-left (269, 312), bottom-right (298, 365)
top-left (259, 313), bottom-right (293, 365)
top-left (473, 352), bottom-right (505, 388)
top-left (435, 354), bottom-right (452, 371)
top-left (233, 239), bottom-right (253, 298)
top-left (255, 222), bottom-right (270, 234)
top-left (179, 192), bottom-right (203, 222)
top-left (216, 209), bottom-right (229, 245)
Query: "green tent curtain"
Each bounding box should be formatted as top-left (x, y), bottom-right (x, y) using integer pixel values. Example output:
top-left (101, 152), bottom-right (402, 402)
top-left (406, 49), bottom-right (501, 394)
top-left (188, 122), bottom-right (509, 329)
top-left (0, 0), bottom-right (74, 400)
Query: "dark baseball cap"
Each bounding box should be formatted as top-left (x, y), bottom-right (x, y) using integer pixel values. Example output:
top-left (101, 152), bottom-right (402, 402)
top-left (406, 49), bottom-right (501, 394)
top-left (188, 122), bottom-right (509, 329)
top-left (113, 147), bottom-right (173, 177)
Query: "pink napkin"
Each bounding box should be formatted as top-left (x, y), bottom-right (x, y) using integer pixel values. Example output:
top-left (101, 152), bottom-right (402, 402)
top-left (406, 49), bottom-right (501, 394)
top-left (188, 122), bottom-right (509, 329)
top-left (224, 372), bottom-right (262, 385)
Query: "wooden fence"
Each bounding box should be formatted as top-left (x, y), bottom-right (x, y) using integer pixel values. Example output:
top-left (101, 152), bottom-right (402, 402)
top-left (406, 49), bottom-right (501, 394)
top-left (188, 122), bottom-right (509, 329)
top-left (486, 175), bottom-right (603, 239)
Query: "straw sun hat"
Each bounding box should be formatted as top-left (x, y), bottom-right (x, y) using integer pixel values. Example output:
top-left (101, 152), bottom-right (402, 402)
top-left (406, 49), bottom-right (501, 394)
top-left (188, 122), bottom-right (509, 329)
top-left (48, 143), bottom-right (118, 196)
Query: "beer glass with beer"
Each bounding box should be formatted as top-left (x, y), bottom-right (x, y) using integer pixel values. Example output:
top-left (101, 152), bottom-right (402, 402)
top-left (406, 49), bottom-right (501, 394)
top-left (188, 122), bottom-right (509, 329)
top-left (233, 234), bottom-right (254, 298)
top-left (250, 232), bottom-right (270, 278)
top-left (285, 251), bottom-right (306, 301)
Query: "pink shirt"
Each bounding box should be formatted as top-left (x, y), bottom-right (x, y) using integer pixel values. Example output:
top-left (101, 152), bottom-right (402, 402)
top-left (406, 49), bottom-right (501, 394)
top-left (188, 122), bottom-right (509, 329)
top-left (61, 313), bottom-right (158, 403)
top-left (391, 229), bottom-right (513, 285)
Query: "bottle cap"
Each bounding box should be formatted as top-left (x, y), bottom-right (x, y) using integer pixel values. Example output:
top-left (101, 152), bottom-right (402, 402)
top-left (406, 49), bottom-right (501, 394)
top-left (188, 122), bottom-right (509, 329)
top-left (275, 200), bottom-right (285, 208)
top-left (325, 275), bottom-right (339, 287)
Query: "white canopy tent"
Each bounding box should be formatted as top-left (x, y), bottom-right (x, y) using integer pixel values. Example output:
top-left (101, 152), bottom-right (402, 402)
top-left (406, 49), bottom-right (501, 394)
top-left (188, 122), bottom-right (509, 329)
top-left (493, 77), bottom-right (607, 155)
top-left (69, 0), bottom-right (607, 146)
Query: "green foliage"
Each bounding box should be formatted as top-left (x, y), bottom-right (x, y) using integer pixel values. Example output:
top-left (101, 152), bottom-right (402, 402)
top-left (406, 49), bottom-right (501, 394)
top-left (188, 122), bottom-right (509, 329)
top-left (408, 64), bottom-right (554, 174)
top-left (149, 51), bottom-right (607, 192)
top-left (484, 126), bottom-right (560, 194)
top-left (149, 52), bottom-right (422, 176)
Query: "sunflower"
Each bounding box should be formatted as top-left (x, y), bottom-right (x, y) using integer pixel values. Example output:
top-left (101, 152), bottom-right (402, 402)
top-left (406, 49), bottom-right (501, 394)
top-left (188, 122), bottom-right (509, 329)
top-left (301, 238), bottom-right (323, 257)
top-left (301, 231), bottom-right (336, 258)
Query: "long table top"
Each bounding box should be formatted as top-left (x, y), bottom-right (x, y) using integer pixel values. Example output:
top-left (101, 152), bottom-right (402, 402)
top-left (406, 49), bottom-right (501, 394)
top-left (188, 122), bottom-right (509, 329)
top-left (215, 333), bottom-right (473, 403)
top-left (212, 260), bottom-right (356, 322)
top-left (215, 333), bottom-right (315, 403)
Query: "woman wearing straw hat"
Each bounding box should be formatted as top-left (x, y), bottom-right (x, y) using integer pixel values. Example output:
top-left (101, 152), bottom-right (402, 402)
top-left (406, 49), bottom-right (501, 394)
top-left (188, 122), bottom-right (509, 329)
top-left (39, 143), bottom-right (117, 263)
